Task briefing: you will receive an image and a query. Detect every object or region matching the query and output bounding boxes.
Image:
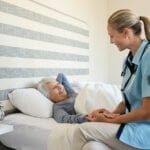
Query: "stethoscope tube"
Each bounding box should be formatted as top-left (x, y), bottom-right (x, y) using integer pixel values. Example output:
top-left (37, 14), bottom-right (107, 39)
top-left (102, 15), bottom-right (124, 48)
top-left (121, 41), bottom-right (150, 92)
top-left (121, 41), bottom-right (150, 112)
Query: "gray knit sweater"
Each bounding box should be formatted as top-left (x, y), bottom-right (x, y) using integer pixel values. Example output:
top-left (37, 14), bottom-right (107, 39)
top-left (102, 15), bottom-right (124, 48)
top-left (52, 73), bottom-right (87, 123)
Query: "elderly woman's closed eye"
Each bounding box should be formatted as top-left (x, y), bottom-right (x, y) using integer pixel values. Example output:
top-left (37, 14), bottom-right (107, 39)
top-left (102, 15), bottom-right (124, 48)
top-left (46, 81), bottom-right (68, 103)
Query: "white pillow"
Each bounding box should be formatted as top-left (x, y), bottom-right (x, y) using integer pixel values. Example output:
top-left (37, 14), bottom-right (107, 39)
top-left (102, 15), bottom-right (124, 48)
top-left (74, 82), bottom-right (122, 115)
top-left (8, 88), bottom-right (53, 118)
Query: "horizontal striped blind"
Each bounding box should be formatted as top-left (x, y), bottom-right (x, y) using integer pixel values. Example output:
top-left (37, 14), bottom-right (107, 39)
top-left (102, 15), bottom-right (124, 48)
top-left (0, 0), bottom-right (89, 101)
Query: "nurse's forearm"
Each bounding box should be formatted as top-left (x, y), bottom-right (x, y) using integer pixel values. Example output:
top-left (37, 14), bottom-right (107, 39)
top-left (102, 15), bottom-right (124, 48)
top-left (109, 107), bottom-right (150, 124)
top-left (110, 98), bottom-right (150, 123)
top-left (112, 101), bottom-right (125, 114)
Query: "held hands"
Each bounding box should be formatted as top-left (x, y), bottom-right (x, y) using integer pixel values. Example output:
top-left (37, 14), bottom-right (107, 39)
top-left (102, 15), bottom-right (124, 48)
top-left (86, 108), bottom-right (120, 122)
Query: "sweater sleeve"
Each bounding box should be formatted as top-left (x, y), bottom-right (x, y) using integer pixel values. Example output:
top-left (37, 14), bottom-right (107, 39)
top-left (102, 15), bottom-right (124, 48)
top-left (56, 73), bottom-right (75, 95)
top-left (53, 106), bottom-right (87, 123)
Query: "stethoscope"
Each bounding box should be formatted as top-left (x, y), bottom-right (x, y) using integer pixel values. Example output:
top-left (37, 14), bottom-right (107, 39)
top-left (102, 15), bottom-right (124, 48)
top-left (120, 41), bottom-right (150, 112)
top-left (121, 41), bottom-right (150, 91)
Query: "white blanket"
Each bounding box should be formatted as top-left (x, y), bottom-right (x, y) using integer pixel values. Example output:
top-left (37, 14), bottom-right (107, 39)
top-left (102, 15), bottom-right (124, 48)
top-left (75, 82), bottom-right (122, 115)
top-left (47, 123), bottom-right (78, 150)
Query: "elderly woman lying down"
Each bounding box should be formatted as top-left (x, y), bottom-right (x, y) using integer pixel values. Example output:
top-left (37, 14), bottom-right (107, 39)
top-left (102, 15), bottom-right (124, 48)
top-left (37, 73), bottom-right (88, 123)
top-left (1, 73), bottom-right (122, 150)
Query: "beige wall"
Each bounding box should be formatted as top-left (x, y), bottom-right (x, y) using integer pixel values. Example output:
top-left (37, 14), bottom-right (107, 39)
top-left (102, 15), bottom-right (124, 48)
top-left (88, 0), bottom-right (108, 82)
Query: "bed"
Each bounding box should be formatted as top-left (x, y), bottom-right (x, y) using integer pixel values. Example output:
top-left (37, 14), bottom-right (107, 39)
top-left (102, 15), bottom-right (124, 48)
top-left (0, 82), bottom-right (122, 150)
top-left (1, 113), bottom-right (113, 150)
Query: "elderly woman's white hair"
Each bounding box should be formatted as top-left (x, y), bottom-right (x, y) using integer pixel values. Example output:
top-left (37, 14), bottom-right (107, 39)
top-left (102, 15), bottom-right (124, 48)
top-left (37, 77), bottom-right (56, 98)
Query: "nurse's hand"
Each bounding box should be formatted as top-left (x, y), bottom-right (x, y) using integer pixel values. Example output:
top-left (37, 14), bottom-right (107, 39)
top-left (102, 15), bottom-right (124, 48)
top-left (103, 111), bottom-right (120, 119)
top-left (89, 108), bottom-right (110, 116)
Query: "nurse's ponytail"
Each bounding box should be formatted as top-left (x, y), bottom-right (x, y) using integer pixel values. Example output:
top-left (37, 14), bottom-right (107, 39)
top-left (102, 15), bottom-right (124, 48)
top-left (139, 16), bottom-right (150, 41)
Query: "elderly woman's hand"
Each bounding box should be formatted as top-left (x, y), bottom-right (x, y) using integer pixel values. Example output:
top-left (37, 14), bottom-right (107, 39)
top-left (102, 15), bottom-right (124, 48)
top-left (86, 112), bottom-right (107, 122)
top-left (86, 108), bottom-right (120, 122)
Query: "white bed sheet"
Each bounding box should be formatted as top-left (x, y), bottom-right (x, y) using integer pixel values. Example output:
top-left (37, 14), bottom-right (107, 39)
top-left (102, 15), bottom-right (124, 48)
top-left (0, 113), bottom-right (112, 150)
top-left (83, 141), bottom-right (112, 150)
top-left (0, 113), bottom-right (57, 150)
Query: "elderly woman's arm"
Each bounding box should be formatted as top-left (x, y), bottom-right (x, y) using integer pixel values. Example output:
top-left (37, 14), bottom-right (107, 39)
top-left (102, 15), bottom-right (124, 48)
top-left (56, 73), bottom-right (75, 94)
top-left (53, 105), bottom-right (87, 123)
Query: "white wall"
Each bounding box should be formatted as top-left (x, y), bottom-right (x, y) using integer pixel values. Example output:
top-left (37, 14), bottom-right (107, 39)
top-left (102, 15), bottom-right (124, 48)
top-left (107, 0), bottom-right (150, 85)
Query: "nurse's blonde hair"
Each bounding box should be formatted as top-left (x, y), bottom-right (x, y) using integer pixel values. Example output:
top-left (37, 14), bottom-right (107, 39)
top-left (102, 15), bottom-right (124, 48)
top-left (108, 9), bottom-right (150, 41)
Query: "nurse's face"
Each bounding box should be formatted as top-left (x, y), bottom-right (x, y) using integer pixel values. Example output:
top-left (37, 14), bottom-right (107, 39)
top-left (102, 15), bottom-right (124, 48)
top-left (107, 25), bottom-right (130, 51)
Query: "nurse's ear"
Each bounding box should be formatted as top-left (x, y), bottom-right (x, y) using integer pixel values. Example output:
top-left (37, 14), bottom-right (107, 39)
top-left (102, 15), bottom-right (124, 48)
top-left (122, 28), bottom-right (133, 40)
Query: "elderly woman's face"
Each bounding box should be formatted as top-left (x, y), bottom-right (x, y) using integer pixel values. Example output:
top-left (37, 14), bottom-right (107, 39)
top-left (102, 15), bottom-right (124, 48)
top-left (46, 81), bottom-right (67, 103)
